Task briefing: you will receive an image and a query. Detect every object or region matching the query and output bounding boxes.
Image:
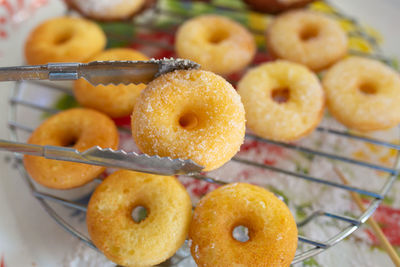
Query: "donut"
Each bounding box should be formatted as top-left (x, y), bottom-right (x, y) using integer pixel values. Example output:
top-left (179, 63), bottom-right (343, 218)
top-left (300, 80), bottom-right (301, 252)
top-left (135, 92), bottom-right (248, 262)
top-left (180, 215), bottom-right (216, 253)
top-left (23, 108), bottom-right (119, 189)
top-left (238, 60), bottom-right (324, 141)
top-left (74, 48), bottom-right (149, 118)
top-left (266, 10), bottom-right (348, 71)
top-left (65, 0), bottom-right (154, 21)
top-left (189, 183), bottom-right (298, 267)
top-left (87, 170), bottom-right (192, 266)
top-left (243, 0), bottom-right (314, 13)
top-left (25, 17), bottom-right (106, 65)
top-left (322, 57), bottom-right (400, 131)
top-left (175, 15), bottom-right (256, 75)
top-left (132, 69), bottom-right (245, 171)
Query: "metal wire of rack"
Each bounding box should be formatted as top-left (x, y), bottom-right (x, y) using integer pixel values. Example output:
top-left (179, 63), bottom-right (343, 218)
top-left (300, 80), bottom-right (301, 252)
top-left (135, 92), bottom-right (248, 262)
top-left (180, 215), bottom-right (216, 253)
top-left (6, 0), bottom-right (400, 265)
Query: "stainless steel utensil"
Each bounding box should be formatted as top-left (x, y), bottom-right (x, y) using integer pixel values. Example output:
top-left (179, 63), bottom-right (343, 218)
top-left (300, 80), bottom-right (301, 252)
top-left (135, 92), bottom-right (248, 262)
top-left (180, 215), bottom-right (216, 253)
top-left (0, 58), bottom-right (200, 85)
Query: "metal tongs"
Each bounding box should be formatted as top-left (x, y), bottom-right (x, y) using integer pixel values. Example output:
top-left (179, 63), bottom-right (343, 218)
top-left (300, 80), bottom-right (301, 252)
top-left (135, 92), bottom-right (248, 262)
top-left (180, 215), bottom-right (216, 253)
top-left (0, 58), bottom-right (199, 85)
top-left (0, 58), bottom-right (204, 175)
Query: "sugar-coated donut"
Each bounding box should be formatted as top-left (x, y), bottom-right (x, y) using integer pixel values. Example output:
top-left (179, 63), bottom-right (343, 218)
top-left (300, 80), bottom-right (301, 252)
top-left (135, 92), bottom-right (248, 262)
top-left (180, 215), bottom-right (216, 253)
top-left (189, 183), bottom-right (298, 267)
top-left (176, 15), bottom-right (256, 75)
top-left (266, 10), bottom-right (348, 71)
top-left (74, 48), bottom-right (149, 118)
top-left (243, 0), bottom-right (314, 13)
top-left (132, 69), bottom-right (245, 171)
top-left (25, 17), bottom-right (106, 65)
top-left (323, 57), bottom-right (400, 131)
top-left (65, 0), bottom-right (151, 21)
top-left (87, 170), bottom-right (192, 267)
top-left (23, 108), bottom-right (119, 189)
top-left (238, 60), bottom-right (324, 141)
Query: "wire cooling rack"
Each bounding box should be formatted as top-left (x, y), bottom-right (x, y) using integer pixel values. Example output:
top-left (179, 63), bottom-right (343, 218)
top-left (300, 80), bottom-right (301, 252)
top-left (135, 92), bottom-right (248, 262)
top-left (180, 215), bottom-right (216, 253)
top-left (7, 0), bottom-right (400, 265)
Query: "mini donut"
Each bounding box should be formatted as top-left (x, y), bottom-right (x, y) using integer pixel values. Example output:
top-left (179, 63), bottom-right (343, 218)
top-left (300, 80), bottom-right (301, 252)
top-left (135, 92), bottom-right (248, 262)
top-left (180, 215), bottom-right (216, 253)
top-left (74, 48), bottom-right (149, 118)
top-left (23, 108), bottom-right (119, 189)
top-left (243, 0), bottom-right (314, 14)
top-left (266, 10), bottom-right (348, 71)
top-left (189, 183), bottom-right (298, 267)
top-left (175, 15), bottom-right (256, 75)
top-left (87, 170), bottom-right (192, 267)
top-left (132, 69), bottom-right (246, 171)
top-left (65, 0), bottom-right (154, 21)
top-left (323, 57), bottom-right (400, 131)
top-left (238, 60), bottom-right (324, 141)
top-left (25, 17), bottom-right (106, 65)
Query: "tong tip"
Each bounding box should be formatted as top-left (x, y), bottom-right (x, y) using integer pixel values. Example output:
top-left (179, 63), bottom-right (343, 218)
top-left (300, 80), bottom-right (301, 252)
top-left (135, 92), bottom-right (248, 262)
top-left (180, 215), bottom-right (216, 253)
top-left (155, 58), bottom-right (201, 78)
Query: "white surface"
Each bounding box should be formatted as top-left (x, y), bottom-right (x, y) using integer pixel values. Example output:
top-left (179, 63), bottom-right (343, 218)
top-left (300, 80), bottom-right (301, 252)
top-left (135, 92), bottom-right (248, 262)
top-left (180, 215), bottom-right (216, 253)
top-left (0, 0), bottom-right (399, 266)
top-left (0, 1), bottom-right (79, 266)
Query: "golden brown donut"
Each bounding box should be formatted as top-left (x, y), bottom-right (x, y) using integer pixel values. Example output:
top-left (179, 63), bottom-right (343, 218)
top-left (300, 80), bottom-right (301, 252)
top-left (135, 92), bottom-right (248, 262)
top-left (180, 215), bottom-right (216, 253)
top-left (189, 183), bottom-right (298, 267)
top-left (87, 170), bottom-right (192, 267)
top-left (238, 60), bottom-right (324, 141)
top-left (243, 0), bottom-right (314, 13)
top-left (23, 108), bottom-right (119, 189)
top-left (323, 57), bottom-right (400, 131)
top-left (25, 17), bottom-right (106, 65)
top-left (74, 48), bottom-right (149, 118)
top-left (175, 15), bottom-right (256, 75)
top-left (266, 10), bottom-right (348, 71)
top-left (132, 69), bottom-right (246, 171)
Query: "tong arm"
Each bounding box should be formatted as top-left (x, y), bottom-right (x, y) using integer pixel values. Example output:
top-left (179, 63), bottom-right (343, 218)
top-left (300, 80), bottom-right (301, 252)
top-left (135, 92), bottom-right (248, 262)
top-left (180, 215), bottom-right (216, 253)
top-left (0, 59), bottom-right (200, 85)
top-left (0, 139), bottom-right (203, 175)
top-left (0, 63), bottom-right (79, 82)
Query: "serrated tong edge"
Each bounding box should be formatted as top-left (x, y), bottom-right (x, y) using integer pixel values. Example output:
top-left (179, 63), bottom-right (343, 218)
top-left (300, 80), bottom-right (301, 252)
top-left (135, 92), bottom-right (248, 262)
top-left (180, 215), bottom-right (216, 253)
top-left (0, 139), bottom-right (203, 175)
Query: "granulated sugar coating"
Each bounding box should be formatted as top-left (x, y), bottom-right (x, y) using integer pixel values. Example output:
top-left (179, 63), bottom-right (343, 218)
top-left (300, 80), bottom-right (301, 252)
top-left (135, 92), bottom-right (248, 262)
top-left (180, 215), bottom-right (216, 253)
top-left (132, 69), bottom-right (246, 171)
top-left (175, 15), bottom-right (256, 75)
top-left (68, 0), bottom-right (146, 20)
top-left (238, 60), bottom-right (324, 141)
top-left (266, 10), bottom-right (348, 71)
top-left (323, 56), bottom-right (400, 131)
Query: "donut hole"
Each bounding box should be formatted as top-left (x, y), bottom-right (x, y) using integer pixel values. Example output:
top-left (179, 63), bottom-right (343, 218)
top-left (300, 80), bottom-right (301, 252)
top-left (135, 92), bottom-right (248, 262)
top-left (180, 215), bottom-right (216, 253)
top-left (54, 30), bottom-right (73, 45)
top-left (271, 87), bottom-right (290, 103)
top-left (208, 29), bottom-right (230, 44)
top-left (131, 205), bottom-right (148, 223)
top-left (60, 135), bottom-right (79, 147)
top-left (64, 138), bottom-right (78, 147)
top-left (299, 24), bottom-right (320, 41)
top-left (179, 112), bottom-right (199, 130)
top-left (232, 225), bottom-right (250, 242)
top-left (359, 82), bottom-right (378, 95)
